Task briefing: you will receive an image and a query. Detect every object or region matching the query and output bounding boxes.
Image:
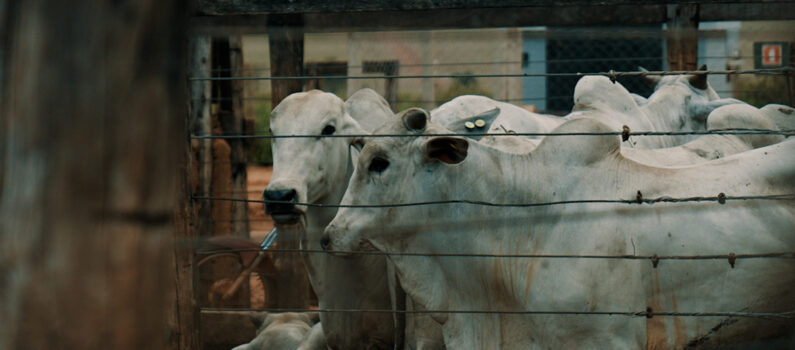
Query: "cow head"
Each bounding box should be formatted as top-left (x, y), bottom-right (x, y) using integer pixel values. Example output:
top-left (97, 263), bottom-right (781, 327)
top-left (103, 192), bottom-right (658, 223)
top-left (640, 65), bottom-right (742, 130)
top-left (264, 90), bottom-right (369, 225)
top-left (321, 108), bottom-right (471, 254)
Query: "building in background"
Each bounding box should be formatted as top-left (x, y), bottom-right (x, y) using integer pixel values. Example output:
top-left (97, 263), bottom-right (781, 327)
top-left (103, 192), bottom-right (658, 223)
top-left (241, 21), bottom-right (793, 115)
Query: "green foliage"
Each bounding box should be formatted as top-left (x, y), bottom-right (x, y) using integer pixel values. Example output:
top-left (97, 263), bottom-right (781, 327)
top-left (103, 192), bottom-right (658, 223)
top-left (734, 75), bottom-right (793, 108)
top-left (248, 95), bottom-right (273, 165)
top-left (435, 74), bottom-right (492, 106)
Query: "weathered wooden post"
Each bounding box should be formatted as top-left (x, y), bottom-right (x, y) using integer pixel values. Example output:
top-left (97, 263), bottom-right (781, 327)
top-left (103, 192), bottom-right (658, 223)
top-left (267, 13), bottom-right (313, 309)
top-left (195, 36), bottom-right (259, 349)
top-left (666, 4), bottom-right (699, 71)
top-left (169, 36), bottom-right (212, 350)
top-left (196, 37), bottom-right (253, 312)
top-left (0, 1), bottom-right (190, 349)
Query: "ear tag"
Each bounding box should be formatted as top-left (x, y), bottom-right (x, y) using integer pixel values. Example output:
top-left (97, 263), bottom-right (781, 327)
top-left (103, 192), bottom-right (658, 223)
top-left (464, 121), bottom-right (476, 130)
top-left (474, 119), bottom-right (486, 128)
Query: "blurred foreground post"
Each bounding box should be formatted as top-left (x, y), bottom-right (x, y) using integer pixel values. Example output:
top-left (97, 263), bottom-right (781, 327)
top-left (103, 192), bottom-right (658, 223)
top-left (0, 1), bottom-right (191, 349)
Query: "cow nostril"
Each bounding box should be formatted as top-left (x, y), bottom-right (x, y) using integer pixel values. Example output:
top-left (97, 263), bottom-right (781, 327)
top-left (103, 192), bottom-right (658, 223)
top-left (320, 234), bottom-right (330, 250)
top-left (264, 189), bottom-right (298, 202)
top-left (284, 189), bottom-right (297, 201)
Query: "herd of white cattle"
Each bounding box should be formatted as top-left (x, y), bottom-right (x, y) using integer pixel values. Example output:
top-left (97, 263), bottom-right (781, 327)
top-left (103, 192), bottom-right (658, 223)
top-left (234, 68), bottom-right (795, 350)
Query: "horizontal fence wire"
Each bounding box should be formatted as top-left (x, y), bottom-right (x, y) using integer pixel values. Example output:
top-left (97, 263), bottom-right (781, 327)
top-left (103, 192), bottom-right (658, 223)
top-left (202, 89), bottom-right (776, 103)
top-left (196, 247), bottom-right (795, 261)
top-left (206, 55), bottom-right (772, 74)
top-left (200, 307), bottom-right (795, 319)
top-left (189, 67), bottom-right (794, 81)
top-left (192, 193), bottom-right (795, 209)
top-left (190, 128), bottom-right (795, 140)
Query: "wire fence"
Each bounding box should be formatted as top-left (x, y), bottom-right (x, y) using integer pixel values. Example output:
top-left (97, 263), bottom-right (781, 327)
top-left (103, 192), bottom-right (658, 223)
top-left (205, 89), bottom-right (788, 104)
top-left (192, 128), bottom-right (795, 140)
top-left (197, 247), bottom-right (795, 264)
top-left (191, 67), bottom-right (794, 81)
top-left (206, 55), bottom-right (770, 74)
top-left (194, 193), bottom-right (794, 209)
top-left (195, 27), bottom-right (795, 322)
top-left (200, 307), bottom-right (795, 320)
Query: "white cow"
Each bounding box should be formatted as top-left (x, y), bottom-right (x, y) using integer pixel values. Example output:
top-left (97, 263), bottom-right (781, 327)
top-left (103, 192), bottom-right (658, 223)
top-left (431, 95), bottom-right (564, 139)
top-left (323, 109), bottom-right (795, 349)
top-left (761, 103), bottom-right (795, 132)
top-left (297, 323), bottom-right (327, 350)
top-left (264, 89), bottom-right (397, 349)
top-left (232, 312), bottom-right (322, 350)
top-left (570, 67), bottom-right (742, 148)
top-left (439, 94), bottom-right (783, 167)
top-left (620, 103), bottom-right (784, 166)
top-left (266, 89), bottom-right (448, 349)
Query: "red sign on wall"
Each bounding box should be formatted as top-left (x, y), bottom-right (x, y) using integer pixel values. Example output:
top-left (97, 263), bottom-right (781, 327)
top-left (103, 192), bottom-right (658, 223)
top-left (754, 42), bottom-right (791, 69)
top-left (761, 44), bottom-right (782, 66)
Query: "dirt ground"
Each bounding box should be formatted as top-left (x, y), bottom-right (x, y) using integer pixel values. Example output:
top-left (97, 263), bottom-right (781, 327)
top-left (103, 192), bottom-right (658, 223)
top-left (247, 165), bottom-right (274, 309)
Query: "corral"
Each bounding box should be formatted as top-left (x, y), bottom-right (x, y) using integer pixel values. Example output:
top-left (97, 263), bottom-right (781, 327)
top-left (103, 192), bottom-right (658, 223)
top-left (1, 1), bottom-right (794, 349)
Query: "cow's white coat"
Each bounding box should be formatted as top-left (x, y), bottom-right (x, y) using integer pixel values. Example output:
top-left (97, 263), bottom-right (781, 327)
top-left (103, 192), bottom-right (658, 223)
top-left (232, 312), bottom-right (321, 350)
top-left (569, 75), bottom-right (742, 148)
top-left (267, 89), bottom-right (396, 349)
top-left (325, 111), bottom-right (795, 349)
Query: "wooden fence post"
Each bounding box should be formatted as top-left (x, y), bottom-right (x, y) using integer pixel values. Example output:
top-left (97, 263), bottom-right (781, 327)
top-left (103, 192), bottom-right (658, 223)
top-left (267, 13), bottom-right (312, 309)
top-left (666, 4), bottom-right (699, 71)
top-left (167, 36), bottom-right (211, 350)
top-left (0, 1), bottom-right (188, 349)
top-left (269, 14), bottom-right (305, 107)
top-left (197, 36), bottom-right (258, 349)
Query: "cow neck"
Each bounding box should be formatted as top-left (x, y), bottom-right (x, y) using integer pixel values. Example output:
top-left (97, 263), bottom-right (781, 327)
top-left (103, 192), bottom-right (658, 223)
top-left (385, 140), bottom-right (555, 313)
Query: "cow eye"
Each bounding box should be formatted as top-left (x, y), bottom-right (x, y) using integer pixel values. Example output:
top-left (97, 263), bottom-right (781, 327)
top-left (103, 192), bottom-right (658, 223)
top-left (321, 125), bottom-right (336, 135)
top-left (368, 157), bottom-right (389, 173)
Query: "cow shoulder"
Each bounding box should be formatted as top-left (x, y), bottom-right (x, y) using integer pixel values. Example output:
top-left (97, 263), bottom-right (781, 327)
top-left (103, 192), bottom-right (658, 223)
top-left (534, 118), bottom-right (621, 165)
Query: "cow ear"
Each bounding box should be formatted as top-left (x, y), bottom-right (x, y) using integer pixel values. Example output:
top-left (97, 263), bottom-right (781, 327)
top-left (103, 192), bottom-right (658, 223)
top-left (401, 108), bottom-right (428, 131)
top-left (687, 64), bottom-right (708, 90)
top-left (638, 66), bottom-right (660, 88)
top-left (426, 137), bottom-right (469, 164)
top-left (350, 140), bottom-right (363, 165)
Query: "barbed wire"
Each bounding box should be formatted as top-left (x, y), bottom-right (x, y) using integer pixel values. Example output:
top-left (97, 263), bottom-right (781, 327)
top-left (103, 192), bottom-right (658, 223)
top-left (206, 55), bottom-right (773, 75)
top-left (205, 56), bottom-right (678, 73)
top-left (189, 67), bottom-right (793, 81)
top-left (190, 128), bottom-right (795, 140)
top-left (199, 89), bottom-right (773, 104)
top-left (192, 193), bottom-right (794, 209)
top-left (196, 246), bottom-right (795, 261)
top-left (200, 307), bottom-right (795, 319)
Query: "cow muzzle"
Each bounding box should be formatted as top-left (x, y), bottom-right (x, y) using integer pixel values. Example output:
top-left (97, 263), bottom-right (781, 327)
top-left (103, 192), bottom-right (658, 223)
top-left (263, 188), bottom-right (302, 225)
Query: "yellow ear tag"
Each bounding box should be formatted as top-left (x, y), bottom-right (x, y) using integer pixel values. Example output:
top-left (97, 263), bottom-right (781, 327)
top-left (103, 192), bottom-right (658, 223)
top-left (464, 121), bottom-right (475, 130)
top-left (474, 119), bottom-right (486, 128)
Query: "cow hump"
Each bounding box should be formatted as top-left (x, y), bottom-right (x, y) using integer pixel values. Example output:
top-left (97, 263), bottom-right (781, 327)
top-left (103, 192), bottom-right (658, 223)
top-left (534, 118), bottom-right (620, 165)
